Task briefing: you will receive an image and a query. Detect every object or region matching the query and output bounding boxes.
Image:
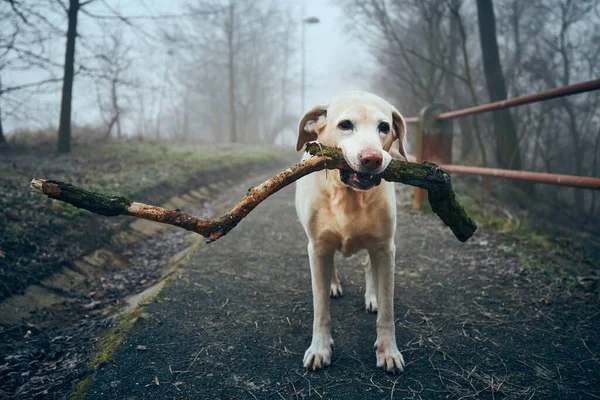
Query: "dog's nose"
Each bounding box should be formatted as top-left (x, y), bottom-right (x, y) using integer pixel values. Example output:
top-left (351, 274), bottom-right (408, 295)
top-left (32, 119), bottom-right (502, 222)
top-left (359, 149), bottom-right (383, 170)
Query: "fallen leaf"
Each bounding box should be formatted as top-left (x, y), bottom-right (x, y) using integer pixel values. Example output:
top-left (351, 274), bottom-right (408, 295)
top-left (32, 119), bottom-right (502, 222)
top-left (83, 300), bottom-right (102, 309)
top-left (43, 356), bottom-right (64, 367)
top-left (153, 376), bottom-right (160, 385)
top-left (577, 276), bottom-right (598, 292)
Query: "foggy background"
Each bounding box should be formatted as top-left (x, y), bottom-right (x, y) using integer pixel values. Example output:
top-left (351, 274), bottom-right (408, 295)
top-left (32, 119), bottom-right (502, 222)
top-left (2, 0), bottom-right (374, 145)
top-left (2, 0), bottom-right (599, 219)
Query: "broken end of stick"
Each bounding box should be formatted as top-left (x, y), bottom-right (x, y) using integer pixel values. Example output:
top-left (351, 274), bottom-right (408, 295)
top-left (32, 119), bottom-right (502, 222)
top-left (204, 231), bottom-right (222, 244)
top-left (30, 178), bottom-right (46, 194)
top-left (30, 177), bottom-right (132, 217)
top-left (453, 219), bottom-right (478, 242)
top-left (30, 178), bottom-right (62, 197)
top-left (204, 230), bottom-right (227, 243)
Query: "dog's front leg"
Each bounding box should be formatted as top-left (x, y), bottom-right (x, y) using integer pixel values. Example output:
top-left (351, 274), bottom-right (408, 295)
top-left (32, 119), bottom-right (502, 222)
top-left (369, 241), bottom-right (405, 373)
top-left (304, 241), bottom-right (334, 370)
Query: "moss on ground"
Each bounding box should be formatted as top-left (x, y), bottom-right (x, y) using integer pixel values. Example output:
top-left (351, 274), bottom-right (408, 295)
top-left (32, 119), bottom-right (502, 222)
top-left (450, 177), bottom-right (598, 286)
top-left (88, 310), bottom-right (140, 368)
top-left (70, 376), bottom-right (90, 400)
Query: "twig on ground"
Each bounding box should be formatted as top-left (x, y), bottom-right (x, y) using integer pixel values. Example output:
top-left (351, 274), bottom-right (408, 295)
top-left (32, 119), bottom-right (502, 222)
top-left (30, 144), bottom-right (477, 243)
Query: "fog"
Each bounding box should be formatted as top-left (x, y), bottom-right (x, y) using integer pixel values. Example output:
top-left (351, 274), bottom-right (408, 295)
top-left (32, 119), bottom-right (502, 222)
top-left (1, 0), bottom-right (599, 218)
top-left (2, 0), bottom-right (374, 145)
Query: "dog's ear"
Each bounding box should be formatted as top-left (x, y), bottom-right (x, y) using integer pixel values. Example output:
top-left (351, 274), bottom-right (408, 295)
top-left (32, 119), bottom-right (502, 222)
top-left (296, 105), bottom-right (328, 151)
top-left (392, 108), bottom-right (409, 161)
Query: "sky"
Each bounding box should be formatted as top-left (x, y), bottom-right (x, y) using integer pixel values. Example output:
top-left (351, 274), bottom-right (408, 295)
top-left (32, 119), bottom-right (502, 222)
top-left (300, 0), bottom-right (375, 106)
top-left (3, 0), bottom-right (376, 136)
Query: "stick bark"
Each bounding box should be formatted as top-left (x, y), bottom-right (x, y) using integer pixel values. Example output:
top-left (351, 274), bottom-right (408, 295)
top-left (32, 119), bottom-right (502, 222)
top-left (30, 144), bottom-right (477, 242)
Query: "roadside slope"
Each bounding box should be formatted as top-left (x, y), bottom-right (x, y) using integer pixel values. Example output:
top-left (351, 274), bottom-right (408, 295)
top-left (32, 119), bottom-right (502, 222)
top-left (0, 140), bottom-right (290, 302)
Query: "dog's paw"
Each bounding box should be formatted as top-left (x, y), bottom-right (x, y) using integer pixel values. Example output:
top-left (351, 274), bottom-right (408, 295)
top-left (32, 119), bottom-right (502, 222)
top-left (330, 282), bottom-right (343, 298)
top-left (365, 294), bottom-right (378, 312)
top-left (374, 340), bottom-right (405, 374)
top-left (303, 339), bottom-right (333, 370)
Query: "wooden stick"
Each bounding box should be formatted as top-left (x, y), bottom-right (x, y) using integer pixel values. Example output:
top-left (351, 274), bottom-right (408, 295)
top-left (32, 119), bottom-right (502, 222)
top-left (30, 144), bottom-right (477, 243)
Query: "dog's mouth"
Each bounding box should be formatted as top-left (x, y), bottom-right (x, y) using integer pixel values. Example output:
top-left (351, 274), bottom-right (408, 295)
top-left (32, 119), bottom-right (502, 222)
top-left (339, 170), bottom-right (382, 191)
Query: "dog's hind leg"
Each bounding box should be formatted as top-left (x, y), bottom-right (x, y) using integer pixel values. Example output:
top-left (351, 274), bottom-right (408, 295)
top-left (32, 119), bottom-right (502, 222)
top-left (363, 255), bottom-right (378, 312)
top-left (330, 267), bottom-right (343, 298)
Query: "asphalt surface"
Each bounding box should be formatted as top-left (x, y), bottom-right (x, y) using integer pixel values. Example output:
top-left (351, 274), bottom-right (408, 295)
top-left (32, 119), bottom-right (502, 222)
top-left (82, 168), bottom-right (600, 400)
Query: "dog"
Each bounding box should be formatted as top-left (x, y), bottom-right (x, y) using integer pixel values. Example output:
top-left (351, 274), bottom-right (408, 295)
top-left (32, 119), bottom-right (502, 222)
top-left (295, 91), bottom-right (409, 373)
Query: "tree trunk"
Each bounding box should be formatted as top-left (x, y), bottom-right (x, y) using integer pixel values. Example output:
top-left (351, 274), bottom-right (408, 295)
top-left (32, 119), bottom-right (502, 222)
top-left (227, 1), bottom-right (237, 143)
top-left (476, 0), bottom-right (521, 170)
top-left (110, 78), bottom-right (122, 138)
top-left (0, 106), bottom-right (5, 144)
top-left (105, 114), bottom-right (117, 139)
top-left (57, 0), bottom-right (79, 154)
top-left (0, 76), bottom-right (4, 144)
top-left (280, 21), bottom-right (290, 145)
top-left (454, 5), bottom-right (487, 166)
top-left (446, 6), bottom-right (473, 160)
top-left (457, 113), bottom-right (473, 159)
top-left (183, 87), bottom-right (190, 139)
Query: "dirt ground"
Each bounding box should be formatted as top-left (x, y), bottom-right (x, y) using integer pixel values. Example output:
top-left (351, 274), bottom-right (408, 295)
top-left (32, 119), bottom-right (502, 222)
top-left (73, 169), bottom-right (600, 399)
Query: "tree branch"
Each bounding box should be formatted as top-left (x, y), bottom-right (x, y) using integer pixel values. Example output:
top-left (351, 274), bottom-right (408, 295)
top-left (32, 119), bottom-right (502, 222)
top-left (0, 76), bottom-right (64, 95)
top-left (30, 144), bottom-right (477, 243)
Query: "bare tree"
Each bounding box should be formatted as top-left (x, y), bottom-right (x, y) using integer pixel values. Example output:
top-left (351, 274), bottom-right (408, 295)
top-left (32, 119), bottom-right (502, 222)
top-left (56, 0), bottom-right (82, 153)
top-left (343, 0), bottom-right (488, 163)
top-left (226, 0), bottom-right (237, 143)
top-left (0, 0), bottom-right (64, 141)
top-left (476, 0), bottom-right (521, 170)
top-left (0, 77), bottom-right (4, 143)
top-left (343, 0), bottom-right (600, 220)
top-left (94, 30), bottom-right (133, 139)
top-left (166, 0), bottom-right (297, 144)
top-left (54, 0), bottom-right (157, 151)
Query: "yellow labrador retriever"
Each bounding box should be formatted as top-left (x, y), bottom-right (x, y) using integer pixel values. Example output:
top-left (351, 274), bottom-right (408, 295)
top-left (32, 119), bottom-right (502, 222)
top-left (295, 91), bottom-right (409, 373)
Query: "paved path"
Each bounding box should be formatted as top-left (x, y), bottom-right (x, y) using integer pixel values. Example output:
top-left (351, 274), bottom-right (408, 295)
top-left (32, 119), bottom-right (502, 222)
top-left (83, 168), bottom-right (599, 399)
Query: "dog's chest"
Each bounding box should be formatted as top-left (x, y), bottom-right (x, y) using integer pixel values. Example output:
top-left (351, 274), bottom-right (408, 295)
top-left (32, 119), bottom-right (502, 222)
top-left (332, 207), bottom-right (384, 255)
top-left (310, 188), bottom-right (394, 256)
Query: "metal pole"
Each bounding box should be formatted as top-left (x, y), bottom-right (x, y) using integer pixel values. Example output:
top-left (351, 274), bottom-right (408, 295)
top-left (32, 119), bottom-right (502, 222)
top-left (404, 78), bottom-right (600, 124)
top-left (441, 164), bottom-right (600, 190)
top-left (414, 104), bottom-right (452, 209)
top-left (436, 78), bottom-right (600, 120)
top-left (301, 18), bottom-right (306, 114)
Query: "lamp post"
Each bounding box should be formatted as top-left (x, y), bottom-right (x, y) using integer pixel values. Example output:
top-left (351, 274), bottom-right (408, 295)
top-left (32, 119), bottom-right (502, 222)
top-left (301, 16), bottom-right (320, 114)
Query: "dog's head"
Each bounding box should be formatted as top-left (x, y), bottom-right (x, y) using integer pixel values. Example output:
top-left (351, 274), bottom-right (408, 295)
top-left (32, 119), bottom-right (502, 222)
top-left (296, 92), bottom-right (408, 191)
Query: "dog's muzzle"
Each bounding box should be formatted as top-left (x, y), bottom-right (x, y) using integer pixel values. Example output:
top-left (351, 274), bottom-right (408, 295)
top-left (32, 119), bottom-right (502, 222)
top-left (339, 170), bottom-right (382, 191)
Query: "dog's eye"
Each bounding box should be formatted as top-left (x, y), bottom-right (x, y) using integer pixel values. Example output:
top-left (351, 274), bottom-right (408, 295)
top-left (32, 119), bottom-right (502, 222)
top-left (378, 122), bottom-right (390, 134)
top-left (338, 120), bottom-right (353, 131)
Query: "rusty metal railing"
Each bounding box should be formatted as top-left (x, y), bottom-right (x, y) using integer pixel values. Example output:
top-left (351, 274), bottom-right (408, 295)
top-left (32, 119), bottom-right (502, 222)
top-left (437, 78), bottom-right (600, 120)
top-left (405, 78), bottom-right (600, 124)
top-left (407, 78), bottom-right (600, 208)
top-left (440, 165), bottom-right (600, 190)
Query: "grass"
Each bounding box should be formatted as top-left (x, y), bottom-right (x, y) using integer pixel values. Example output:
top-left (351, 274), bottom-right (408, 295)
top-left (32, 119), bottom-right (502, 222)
top-left (0, 138), bottom-right (294, 302)
top-left (34, 141), bottom-right (280, 197)
top-left (450, 176), bottom-right (598, 286)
